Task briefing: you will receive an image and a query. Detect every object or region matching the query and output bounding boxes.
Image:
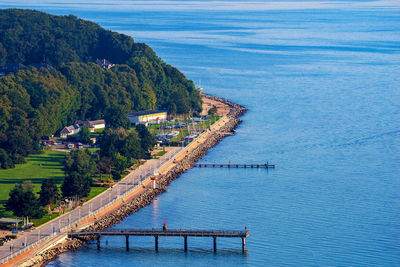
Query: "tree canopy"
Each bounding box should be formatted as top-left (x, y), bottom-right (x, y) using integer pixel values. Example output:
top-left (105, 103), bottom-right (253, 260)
top-left (38, 178), bottom-right (59, 206)
top-left (61, 149), bottom-right (96, 198)
top-left (5, 181), bottom-right (45, 218)
top-left (0, 9), bottom-right (202, 168)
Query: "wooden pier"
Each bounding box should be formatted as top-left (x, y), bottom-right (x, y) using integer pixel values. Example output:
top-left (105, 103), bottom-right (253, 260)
top-left (68, 229), bottom-right (249, 252)
top-left (194, 163), bottom-right (275, 168)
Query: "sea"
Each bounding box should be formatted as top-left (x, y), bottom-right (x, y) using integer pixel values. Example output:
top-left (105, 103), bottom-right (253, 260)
top-left (2, 1), bottom-right (400, 266)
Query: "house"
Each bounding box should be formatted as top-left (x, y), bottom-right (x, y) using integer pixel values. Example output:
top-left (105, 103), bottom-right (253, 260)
top-left (88, 119), bottom-right (106, 130)
top-left (95, 59), bottom-right (115, 69)
top-left (59, 119), bottom-right (105, 138)
top-left (75, 119), bottom-right (105, 132)
top-left (127, 110), bottom-right (168, 125)
top-left (30, 63), bottom-right (54, 71)
top-left (60, 124), bottom-right (80, 138)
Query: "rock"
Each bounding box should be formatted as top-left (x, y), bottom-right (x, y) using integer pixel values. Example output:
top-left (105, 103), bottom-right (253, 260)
top-left (27, 95), bottom-right (246, 266)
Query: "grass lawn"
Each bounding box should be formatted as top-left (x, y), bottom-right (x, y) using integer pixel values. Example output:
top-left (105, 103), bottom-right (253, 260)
top-left (90, 128), bottom-right (104, 138)
top-left (0, 150), bottom-right (66, 210)
top-left (87, 147), bottom-right (100, 153)
top-left (31, 213), bottom-right (59, 226)
top-left (0, 150), bottom-right (112, 226)
top-left (155, 150), bottom-right (167, 157)
top-left (85, 186), bottom-right (108, 201)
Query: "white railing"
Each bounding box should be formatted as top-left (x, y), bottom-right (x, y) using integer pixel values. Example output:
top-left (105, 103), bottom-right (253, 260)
top-left (0, 147), bottom-right (186, 265)
top-left (0, 119), bottom-right (228, 265)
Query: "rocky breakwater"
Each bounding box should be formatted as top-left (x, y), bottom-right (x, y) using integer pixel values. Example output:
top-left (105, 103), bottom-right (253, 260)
top-left (22, 96), bottom-right (246, 267)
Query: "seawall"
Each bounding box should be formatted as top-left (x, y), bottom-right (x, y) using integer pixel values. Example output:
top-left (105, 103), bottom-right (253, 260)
top-left (20, 95), bottom-right (247, 267)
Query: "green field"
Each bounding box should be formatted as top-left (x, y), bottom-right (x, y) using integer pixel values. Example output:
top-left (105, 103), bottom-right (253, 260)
top-left (0, 150), bottom-right (66, 204)
top-left (86, 186), bottom-right (108, 201)
top-left (0, 150), bottom-right (112, 226)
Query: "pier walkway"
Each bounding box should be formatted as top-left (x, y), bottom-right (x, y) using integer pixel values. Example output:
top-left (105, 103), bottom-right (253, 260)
top-left (195, 163), bottom-right (275, 168)
top-left (69, 229), bottom-right (249, 252)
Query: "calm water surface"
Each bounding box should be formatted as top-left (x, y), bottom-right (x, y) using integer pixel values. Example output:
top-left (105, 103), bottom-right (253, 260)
top-left (3, 1), bottom-right (400, 266)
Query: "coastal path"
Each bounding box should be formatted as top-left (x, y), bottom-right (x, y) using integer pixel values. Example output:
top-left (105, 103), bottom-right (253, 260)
top-left (1, 108), bottom-right (240, 265)
top-left (0, 147), bottom-right (182, 265)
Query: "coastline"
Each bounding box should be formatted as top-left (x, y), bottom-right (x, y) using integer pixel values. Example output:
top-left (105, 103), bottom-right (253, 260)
top-left (15, 94), bottom-right (247, 267)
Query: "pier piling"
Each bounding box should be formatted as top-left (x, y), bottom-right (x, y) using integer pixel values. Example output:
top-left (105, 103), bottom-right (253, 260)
top-left (69, 229), bottom-right (249, 253)
top-left (194, 163), bottom-right (275, 169)
top-left (213, 236), bottom-right (217, 252)
top-left (184, 236), bottom-right (188, 252)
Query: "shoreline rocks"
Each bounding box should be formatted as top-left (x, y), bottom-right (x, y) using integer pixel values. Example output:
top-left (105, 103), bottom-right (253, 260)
top-left (22, 95), bottom-right (246, 267)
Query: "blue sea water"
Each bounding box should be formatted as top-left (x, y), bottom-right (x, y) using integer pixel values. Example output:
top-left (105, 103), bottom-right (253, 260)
top-left (3, 1), bottom-right (400, 266)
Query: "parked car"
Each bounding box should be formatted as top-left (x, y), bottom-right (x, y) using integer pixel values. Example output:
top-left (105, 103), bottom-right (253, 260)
top-left (65, 143), bottom-right (74, 149)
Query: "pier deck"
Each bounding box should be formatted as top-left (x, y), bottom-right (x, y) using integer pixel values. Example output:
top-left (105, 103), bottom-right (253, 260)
top-left (68, 229), bottom-right (249, 252)
top-left (195, 163), bottom-right (275, 168)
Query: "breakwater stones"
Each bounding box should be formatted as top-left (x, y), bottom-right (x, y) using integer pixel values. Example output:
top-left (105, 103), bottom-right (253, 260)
top-left (19, 238), bottom-right (85, 267)
top-left (23, 96), bottom-right (246, 267)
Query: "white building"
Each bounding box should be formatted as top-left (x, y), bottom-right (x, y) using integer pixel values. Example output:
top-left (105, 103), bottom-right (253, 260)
top-left (60, 124), bottom-right (80, 138)
top-left (95, 59), bottom-right (114, 69)
top-left (127, 110), bottom-right (167, 125)
top-left (60, 119), bottom-right (106, 138)
top-left (75, 120), bottom-right (106, 132)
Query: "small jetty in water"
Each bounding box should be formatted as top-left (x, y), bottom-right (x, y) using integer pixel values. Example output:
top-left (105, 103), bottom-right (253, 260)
top-left (68, 228), bottom-right (249, 252)
top-left (194, 163), bottom-right (275, 168)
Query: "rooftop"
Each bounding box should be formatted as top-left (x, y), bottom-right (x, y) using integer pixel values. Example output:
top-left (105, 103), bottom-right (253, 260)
top-left (128, 110), bottom-right (167, 117)
top-left (0, 218), bottom-right (23, 224)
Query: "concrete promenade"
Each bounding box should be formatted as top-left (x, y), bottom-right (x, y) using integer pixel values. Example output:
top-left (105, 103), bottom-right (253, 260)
top-left (0, 146), bottom-right (182, 265)
top-left (0, 108), bottom-right (234, 266)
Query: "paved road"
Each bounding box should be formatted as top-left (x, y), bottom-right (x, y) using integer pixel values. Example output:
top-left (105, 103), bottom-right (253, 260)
top-left (0, 147), bottom-right (182, 264)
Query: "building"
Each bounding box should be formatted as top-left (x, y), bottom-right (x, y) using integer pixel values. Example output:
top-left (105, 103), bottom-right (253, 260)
top-left (60, 124), bottom-right (81, 138)
top-left (127, 110), bottom-right (167, 125)
top-left (30, 63), bottom-right (54, 71)
top-left (60, 119), bottom-right (106, 138)
top-left (95, 59), bottom-right (115, 69)
top-left (0, 217), bottom-right (23, 227)
top-left (75, 119), bottom-right (106, 132)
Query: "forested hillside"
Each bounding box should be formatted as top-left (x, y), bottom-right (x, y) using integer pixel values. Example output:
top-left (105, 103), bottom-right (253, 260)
top-left (0, 9), bottom-right (202, 168)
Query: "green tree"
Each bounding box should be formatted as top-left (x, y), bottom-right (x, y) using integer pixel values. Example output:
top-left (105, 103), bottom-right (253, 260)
top-left (104, 106), bottom-right (130, 129)
top-left (61, 149), bottom-right (96, 198)
top-left (0, 9), bottom-right (202, 169)
top-left (38, 178), bottom-right (59, 206)
top-left (208, 105), bottom-right (217, 116)
top-left (113, 153), bottom-right (129, 174)
top-left (0, 148), bottom-right (14, 169)
top-left (5, 181), bottom-right (45, 218)
top-left (97, 157), bottom-right (112, 179)
top-left (122, 131), bottom-right (143, 160)
top-left (79, 126), bottom-right (91, 144)
top-left (0, 42), bottom-right (6, 66)
top-left (99, 128), bottom-right (120, 158)
top-left (135, 124), bottom-right (155, 151)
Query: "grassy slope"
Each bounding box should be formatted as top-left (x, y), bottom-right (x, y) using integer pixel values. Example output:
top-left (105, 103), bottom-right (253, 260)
top-left (0, 150), bottom-right (109, 226)
top-left (0, 150), bottom-right (66, 214)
